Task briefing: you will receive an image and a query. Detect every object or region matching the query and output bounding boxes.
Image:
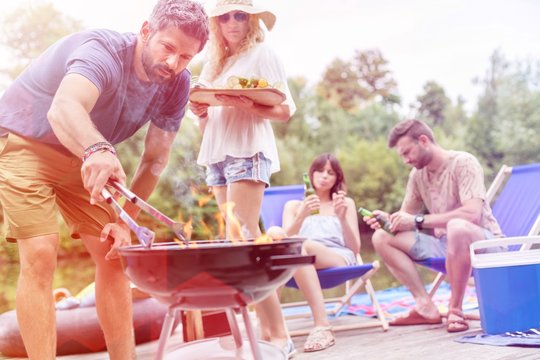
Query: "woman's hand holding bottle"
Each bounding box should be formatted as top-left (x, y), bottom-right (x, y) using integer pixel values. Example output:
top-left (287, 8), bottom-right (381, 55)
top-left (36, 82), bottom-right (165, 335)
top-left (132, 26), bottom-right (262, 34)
top-left (332, 190), bottom-right (348, 220)
top-left (300, 194), bottom-right (320, 218)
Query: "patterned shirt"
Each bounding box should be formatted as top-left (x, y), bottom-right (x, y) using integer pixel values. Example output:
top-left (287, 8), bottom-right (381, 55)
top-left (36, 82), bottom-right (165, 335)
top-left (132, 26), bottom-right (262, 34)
top-left (403, 150), bottom-right (503, 238)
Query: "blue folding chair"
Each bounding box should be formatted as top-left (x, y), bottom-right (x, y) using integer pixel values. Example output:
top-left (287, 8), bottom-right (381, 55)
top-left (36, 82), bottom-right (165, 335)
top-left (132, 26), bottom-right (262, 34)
top-left (417, 163), bottom-right (540, 298)
top-left (261, 185), bottom-right (388, 335)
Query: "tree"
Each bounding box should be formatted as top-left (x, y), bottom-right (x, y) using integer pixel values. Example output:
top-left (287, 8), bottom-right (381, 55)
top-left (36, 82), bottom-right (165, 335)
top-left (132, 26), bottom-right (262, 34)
top-left (348, 102), bottom-right (400, 142)
top-left (441, 95), bottom-right (469, 141)
top-left (317, 49), bottom-right (400, 111)
top-left (466, 50), bottom-right (508, 172)
top-left (352, 49), bottom-right (400, 105)
top-left (415, 81), bottom-right (451, 127)
top-left (491, 59), bottom-right (540, 166)
top-left (317, 58), bottom-right (360, 111)
top-left (338, 137), bottom-right (407, 213)
top-left (465, 50), bottom-right (540, 173)
top-left (0, 2), bottom-right (82, 83)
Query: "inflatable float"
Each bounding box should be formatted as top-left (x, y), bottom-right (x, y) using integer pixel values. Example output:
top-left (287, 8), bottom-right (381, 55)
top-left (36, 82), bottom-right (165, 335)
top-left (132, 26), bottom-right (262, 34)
top-left (0, 283), bottom-right (177, 357)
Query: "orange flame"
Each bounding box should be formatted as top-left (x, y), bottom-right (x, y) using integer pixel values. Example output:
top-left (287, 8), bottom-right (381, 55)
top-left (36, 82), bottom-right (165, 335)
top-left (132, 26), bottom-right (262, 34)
top-left (200, 220), bottom-right (214, 240)
top-left (221, 202), bottom-right (246, 242)
top-left (254, 234), bottom-right (273, 244)
top-left (192, 185), bottom-right (214, 207)
top-left (214, 212), bottom-right (225, 239)
top-left (183, 217), bottom-right (193, 240)
top-left (175, 186), bottom-right (282, 246)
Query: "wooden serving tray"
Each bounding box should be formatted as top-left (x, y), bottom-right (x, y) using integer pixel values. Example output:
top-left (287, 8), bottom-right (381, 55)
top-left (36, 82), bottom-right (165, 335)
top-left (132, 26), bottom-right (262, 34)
top-left (189, 87), bottom-right (286, 106)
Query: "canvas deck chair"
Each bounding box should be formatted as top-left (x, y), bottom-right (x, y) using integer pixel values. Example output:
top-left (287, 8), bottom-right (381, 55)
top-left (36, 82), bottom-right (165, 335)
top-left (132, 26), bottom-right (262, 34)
top-left (260, 185), bottom-right (388, 336)
top-left (416, 163), bottom-right (540, 301)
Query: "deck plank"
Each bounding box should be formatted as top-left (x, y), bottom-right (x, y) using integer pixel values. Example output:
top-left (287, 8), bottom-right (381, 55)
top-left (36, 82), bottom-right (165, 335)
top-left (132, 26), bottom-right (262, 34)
top-left (289, 315), bottom-right (540, 360)
top-left (4, 313), bottom-right (539, 359)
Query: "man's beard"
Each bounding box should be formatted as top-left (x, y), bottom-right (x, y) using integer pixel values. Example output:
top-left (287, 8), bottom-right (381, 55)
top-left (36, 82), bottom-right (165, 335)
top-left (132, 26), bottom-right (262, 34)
top-left (414, 148), bottom-right (432, 170)
top-left (141, 47), bottom-right (175, 84)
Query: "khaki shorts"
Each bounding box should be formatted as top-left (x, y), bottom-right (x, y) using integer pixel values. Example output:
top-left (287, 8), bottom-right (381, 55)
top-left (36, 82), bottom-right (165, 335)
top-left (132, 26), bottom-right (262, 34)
top-left (0, 133), bottom-right (116, 242)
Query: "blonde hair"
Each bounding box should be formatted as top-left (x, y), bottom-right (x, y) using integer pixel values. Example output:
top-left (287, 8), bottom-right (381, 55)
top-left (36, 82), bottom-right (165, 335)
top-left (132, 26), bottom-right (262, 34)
top-left (206, 14), bottom-right (265, 81)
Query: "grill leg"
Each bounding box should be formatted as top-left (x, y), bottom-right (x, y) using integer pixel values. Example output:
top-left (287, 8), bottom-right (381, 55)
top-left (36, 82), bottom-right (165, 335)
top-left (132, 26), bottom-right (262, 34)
top-left (155, 307), bottom-right (179, 360)
top-left (225, 308), bottom-right (243, 348)
top-left (240, 306), bottom-right (263, 360)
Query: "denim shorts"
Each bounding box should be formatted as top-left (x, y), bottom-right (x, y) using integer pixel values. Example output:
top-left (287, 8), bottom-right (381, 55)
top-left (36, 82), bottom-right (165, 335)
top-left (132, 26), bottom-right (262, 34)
top-left (205, 152), bottom-right (271, 187)
top-left (408, 229), bottom-right (497, 261)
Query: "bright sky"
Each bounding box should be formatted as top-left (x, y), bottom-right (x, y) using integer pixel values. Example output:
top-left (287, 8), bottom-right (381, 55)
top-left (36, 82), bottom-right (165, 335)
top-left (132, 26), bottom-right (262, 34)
top-left (1, 0), bottom-right (539, 114)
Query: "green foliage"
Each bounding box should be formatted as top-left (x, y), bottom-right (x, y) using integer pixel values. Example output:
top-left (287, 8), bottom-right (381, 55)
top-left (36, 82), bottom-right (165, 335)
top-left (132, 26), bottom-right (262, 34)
top-left (441, 96), bottom-right (469, 140)
top-left (467, 50), bottom-right (540, 172)
top-left (352, 49), bottom-right (400, 105)
top-left (317, 58), bottom-right (359, 110)
top-left (115, 118), bottom-right (224, 241)
top-left (0, 3), bottom-right (83, 81)
top-left (1, 2), bottom-right (539, 256)
top-left (317, 49), bottom-right (400, 111)
top-left (415, 81), bottom-right (451, 127)
top-left (491, 61), bottom-right (540, 165)
top-left (348, 102), bottom-right (400, 141)
top-left (466, 50), bottom-right (508, 172)
top-left (338, 137), bottom-right (406, 213)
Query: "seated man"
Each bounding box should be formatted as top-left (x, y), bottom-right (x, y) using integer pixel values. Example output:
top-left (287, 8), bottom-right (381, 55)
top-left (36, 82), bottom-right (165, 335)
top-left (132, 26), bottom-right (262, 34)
top-left (362, 119), bottom-right (503, 332)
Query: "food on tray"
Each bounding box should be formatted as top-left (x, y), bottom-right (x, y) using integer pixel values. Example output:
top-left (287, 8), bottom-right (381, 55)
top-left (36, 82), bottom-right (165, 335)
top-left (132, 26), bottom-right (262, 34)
top-left (226, 76), bottom-right (270, 89)
top-left (189, 75), bottom-right (286, 106)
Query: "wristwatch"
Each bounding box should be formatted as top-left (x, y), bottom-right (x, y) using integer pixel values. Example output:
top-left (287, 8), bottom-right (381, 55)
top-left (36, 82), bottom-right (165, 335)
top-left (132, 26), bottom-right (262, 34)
top-left (414, 214), bottom-right (425, 230)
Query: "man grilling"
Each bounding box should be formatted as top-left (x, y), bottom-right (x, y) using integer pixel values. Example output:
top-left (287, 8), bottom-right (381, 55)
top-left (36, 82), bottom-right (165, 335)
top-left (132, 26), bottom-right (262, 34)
top-left (0, 1), bottom-right (208, 358)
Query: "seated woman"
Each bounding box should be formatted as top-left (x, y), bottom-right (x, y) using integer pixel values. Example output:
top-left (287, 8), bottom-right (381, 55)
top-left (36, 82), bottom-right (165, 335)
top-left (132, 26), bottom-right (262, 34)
top-left (271, 153), bottom-right (361, 353)
top-left (284, 153), bottom-right (360, 267)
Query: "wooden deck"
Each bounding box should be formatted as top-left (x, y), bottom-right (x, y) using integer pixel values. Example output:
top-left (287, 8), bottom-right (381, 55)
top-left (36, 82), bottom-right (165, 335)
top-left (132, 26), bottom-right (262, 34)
top-left (5, 312), bottom-right (536, 360)
top-left (287, 315), bottom-right (540, 360)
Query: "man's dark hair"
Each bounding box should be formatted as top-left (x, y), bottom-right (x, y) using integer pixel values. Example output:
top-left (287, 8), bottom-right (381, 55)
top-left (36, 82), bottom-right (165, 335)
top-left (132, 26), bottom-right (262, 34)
top-left (387, 119), bottom-right (435, 148)
top-left (149, 0), bottom-right (209, 52)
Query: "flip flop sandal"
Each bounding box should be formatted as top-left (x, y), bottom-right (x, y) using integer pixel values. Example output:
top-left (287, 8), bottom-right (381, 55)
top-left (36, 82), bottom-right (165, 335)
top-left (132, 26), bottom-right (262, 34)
top-left (447, 309), bottom-right (469, 333)
top-left (303, 326), bottom-right (335, 352)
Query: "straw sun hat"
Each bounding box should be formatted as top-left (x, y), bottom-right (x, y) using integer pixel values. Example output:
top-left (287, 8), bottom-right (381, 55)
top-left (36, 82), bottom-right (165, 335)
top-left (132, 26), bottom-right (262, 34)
top-left (208, 0), bottom-right (276, 31)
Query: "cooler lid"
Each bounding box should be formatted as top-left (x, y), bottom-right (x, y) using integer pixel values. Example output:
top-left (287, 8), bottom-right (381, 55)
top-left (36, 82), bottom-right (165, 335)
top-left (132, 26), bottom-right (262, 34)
top-left (470, 236), bottom-right (540, 268)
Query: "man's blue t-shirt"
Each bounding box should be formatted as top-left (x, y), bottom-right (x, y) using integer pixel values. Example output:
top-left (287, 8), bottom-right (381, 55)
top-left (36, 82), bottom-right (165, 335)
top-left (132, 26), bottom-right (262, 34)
top-left (0, 29), bottom-right (190, 146)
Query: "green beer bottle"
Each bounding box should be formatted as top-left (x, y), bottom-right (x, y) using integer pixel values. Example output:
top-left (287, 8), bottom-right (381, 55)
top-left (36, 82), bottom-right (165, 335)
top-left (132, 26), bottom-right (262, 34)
top-left (358, 207), bottom-right (394, 235)
top-left (303, 172), bottom-right (319, 215)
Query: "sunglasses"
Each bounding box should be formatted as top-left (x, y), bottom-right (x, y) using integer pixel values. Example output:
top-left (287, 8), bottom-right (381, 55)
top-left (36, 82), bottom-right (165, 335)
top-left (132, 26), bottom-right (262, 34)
top-left (217, 12), bottom-right (249, 24)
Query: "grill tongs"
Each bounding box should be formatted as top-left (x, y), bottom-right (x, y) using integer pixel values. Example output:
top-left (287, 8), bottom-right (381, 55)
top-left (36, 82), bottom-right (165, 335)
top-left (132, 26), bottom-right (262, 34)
top-left (100, 180), bottom-right (187, 248)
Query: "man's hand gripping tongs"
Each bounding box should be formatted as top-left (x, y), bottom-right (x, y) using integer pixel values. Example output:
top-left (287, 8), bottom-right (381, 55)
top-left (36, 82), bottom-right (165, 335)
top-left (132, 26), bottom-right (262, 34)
top-left (100, 181), bottom-right (188, 248)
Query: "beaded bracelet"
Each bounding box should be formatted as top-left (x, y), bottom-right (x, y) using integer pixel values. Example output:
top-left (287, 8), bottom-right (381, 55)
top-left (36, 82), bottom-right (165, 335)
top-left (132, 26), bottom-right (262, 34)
top-left (82, 141), bottom-right (117, 162)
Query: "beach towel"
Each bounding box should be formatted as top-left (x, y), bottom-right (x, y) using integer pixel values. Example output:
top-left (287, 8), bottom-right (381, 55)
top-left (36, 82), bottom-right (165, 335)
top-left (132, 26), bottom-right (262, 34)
top-left (282, 282), bottom-right (478, 319)
top-left (341, 282), bottom-right (478, 318)
top-left (456, 328), bottom-right (540, 347)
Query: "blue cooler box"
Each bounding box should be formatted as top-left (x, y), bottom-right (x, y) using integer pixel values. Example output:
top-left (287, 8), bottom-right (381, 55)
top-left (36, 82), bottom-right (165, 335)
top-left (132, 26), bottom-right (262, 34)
top-left (470, 236), bottom-right (540, 335)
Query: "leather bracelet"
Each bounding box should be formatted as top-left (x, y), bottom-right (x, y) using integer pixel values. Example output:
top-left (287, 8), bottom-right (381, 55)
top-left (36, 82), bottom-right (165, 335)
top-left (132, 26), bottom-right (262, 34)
top-left (82, 141), bottom-right (116, 162)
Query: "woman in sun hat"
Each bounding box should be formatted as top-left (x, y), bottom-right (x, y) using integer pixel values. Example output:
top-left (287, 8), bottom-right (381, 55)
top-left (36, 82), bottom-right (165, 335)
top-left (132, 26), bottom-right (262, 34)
top-left (189, 0), bottom-right (301, 356)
